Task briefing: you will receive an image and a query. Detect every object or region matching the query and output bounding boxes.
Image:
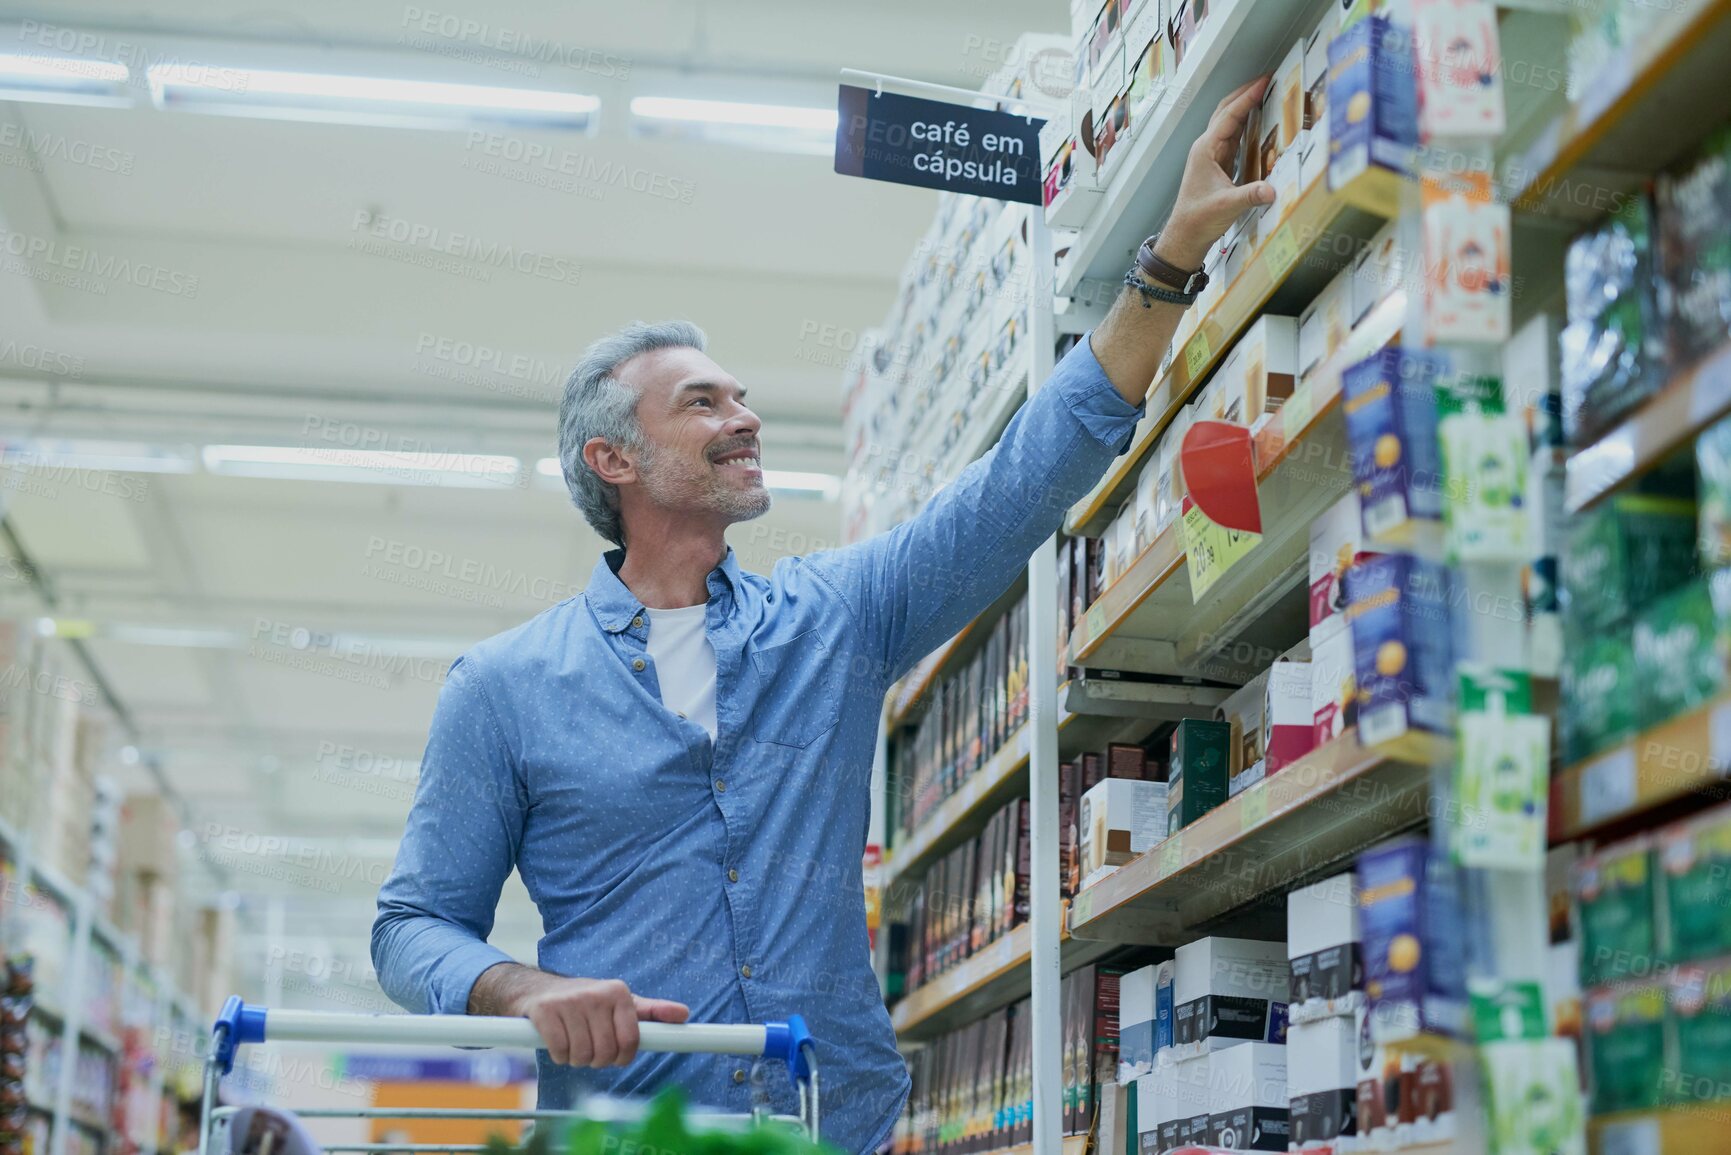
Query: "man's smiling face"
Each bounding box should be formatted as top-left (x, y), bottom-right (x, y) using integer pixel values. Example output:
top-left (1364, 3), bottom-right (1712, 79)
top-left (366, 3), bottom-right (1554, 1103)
top-left (615, 344), bottom-right (771, 527)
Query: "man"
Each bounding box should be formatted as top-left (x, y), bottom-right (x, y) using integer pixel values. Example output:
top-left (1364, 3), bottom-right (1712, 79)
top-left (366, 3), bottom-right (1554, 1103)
top-left (373, 77), bottom-right (1275, 1154)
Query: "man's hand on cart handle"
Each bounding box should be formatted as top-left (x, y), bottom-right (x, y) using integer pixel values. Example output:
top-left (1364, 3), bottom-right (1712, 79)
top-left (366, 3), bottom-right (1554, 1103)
top-left (468, 963), bottom-right (691, 1068)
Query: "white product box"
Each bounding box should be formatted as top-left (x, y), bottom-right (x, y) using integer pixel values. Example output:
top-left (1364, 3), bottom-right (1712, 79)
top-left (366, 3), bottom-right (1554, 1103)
top-left (1115, 497), bottom-right (1138, 577)
top-left (1218, 671), bottom-right (1269, 796)
top-left (1215, 315), bottom-right (1300, 427)
top-left (1223, 231), bottom-right (1252, 289)
top-left (1124, 0), bottom-right (1166, 77)
top-left (1263, 138), bottom-right (1304, 227)
top-left (1287, 1013), bottom-right (1360, 1150)
top-left (1253, 40), bottom-right (1307, 181)
top-left (1091, 41), bottom-right (1127, 126)
top-left (1352, 221), bottom-right (1407, 327)
top-left (1263, 660), bottom-right (1315, 774)
top-left (1098, 1080), bottom-right (1131, 1155)
top-left (1207, 1042), bottom-right (1289, 1152)
top-left (1121, 964), bottom-right (1160, 1083)
top-left (1309, 620), bottom-right (1356, 749)
top-left (1308, 490), bottom-right (1373, 641)
top-left (1287, 872), bottom-right (1362, 1015)
top-left (1421, 174), bottom-right (1511, 343)
top-left (1413, 0), bottom-right (1506, 140)
top-left (1135, 451), bottom-right (1163, 555)
top-left (1173, 937), bottom-right (1290, 1050)
top-left (1297, 268), bottom-right (1354, 382)
top-left (1158, 408), bottom-right (1192, 528)
top-left (1079, 777), bottom-right (1168, 876)
top-left (1175, 1054), bottom-right (1214, 1146)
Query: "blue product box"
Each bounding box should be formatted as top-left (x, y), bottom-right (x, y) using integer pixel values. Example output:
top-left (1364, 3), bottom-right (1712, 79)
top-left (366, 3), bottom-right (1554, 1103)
top-left (1343, 347), bottom-right (1447, 549)
top-left (1357, 836), bottom-right (1468, 1043)
top-left (1156, 959), bottom-right (1175, 1053)
top-left (1341, 553), bottom-right (1455, 756)
top-left (1327, 15), bottom-right (1417, 215)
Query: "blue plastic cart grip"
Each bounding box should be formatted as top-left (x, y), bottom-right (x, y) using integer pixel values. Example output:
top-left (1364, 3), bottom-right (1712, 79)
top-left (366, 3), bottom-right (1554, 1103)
top-left (213, 996), bottom-right (268, 1075)
top-left (761, 1014), bottom-right (814, 1085)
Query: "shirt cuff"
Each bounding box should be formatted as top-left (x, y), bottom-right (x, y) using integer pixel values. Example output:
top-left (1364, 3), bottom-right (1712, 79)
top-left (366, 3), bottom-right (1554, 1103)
top-left (431, 940), bottom-right (518, 1015)
top-left (1050, 331), bottom-right (1144, 455)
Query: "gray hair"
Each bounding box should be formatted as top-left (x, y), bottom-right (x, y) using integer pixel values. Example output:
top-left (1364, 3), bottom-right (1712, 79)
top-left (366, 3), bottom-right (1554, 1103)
top-left (557, 320), bottom-right (708, 546)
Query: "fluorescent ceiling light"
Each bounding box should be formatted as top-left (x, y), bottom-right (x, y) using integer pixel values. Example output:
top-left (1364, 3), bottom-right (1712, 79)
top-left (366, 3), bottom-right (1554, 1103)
top-left (0, 439), bottom-right (198, 474)
top-left (148, 64), bottom-right (598, 132)
top-left (534, 457), bottom-right (837, 500)
top-left (202, 444), bottom-right (521, 489)
top-left (0, 53), bottom-right (131, 108)
top-left (630, 95), bottom-right (835, 157)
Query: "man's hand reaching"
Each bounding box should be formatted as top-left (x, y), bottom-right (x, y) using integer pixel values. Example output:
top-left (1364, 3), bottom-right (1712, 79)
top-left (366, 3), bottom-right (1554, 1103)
top-left (469, 963), bottom-right (690, 1068)
top-left (1089, 73), bottom-right (1276, 405)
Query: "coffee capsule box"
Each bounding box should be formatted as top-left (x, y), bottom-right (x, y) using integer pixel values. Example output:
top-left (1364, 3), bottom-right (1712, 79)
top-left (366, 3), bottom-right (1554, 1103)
top-left (1657, 802), bottom-right (1731, 963)
top-left (1573, 836), bottom-right (1657, 988)
top-left (1358, 836), bottom-right (1468, 1042)
top-left (1169, 718), bottom-right (1231, 832)
top-left (1342, 554), bottom-right (1455, 755)
top-left (1342, 347), bottom-right (1447, 549)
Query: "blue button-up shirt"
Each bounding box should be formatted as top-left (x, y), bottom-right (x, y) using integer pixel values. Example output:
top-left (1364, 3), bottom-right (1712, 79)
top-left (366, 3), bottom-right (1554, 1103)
top-left (372, 336), bottom-right (1140, 1153)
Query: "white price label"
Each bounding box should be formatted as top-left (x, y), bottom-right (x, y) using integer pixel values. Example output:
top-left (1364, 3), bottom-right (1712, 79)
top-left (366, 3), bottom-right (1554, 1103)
top-left (1597, 1118), bottom-right (1660, 1155)
top-left (1579, 746), bottom-right (1637, 827)
top-left (1712, 703), bottom-right (1731, 777)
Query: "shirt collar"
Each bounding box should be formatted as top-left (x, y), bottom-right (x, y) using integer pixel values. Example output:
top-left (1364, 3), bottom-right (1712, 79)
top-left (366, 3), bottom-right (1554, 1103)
top-left (585, 547), bottom-right (744, 633)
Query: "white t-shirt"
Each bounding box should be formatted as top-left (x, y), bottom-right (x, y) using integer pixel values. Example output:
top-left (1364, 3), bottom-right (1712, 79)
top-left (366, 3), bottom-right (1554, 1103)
top-left (644, 603), bottom-right (718, 741)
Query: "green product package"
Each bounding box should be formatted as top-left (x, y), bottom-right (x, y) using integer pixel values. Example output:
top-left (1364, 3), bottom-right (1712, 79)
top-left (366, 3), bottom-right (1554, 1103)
top-left (1584, 982), bottom-right (1669, 1114)
top-left (1480, 1037), bottom-right (1587, 1155)
top-left (1561, 494), bottom-right (1698, 634)
top-left (1561, 633), bottom-right (1637, 765)
top-left (1658, 803), bottom-right (1731, 962)
top-left (1437, 373), bottom-right (1530, 563)
top-left (1668, 957), bottom-right (1731, 1103)
top-left (1455, 670), bottom-right (1549, 868)
top-left (1658, 124), bottom-right (1731, 371)
top-left (1574, 837), bottom-right (1657, 987)
top-left (1168, 719), bottom-right (1230, 832)
top-left (1699, 415), bottom-right (1731, 569)
top-left (1633, 578), bottom-right (1727, 730)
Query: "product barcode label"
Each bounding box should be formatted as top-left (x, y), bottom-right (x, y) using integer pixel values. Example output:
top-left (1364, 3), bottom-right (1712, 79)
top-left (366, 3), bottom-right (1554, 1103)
top-left (1362, 494), bottom-right (1405, 539)
top-left (1579, 746), bottom-right (1637, 827)
top-left (1184, 333), bottom-right (1211, 380)
top-left (1240, 782), bottom-right (1269, 832)
top-left (1282, 383), bottom-right (1314, 436)
top-left (1357, 705), bottom-right (1405, 751)
top-left (1597, 1118), bottom-right (1660, 1155)
top-left (1262, 224), bottom-right (1299, 282)
top-left (1159, 836), bottom-right (1182, 879)
top-left (1070, 889), bottom-right (1094, 927)
top-left (1086, 604), bottom-right (1106, 643)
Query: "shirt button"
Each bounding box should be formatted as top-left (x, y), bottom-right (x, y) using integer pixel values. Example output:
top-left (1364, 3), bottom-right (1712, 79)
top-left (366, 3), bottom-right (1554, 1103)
top-left (632, 616), bottom-right (643, 629)
top-left (728, 868), bottom-right (739, 883)
top-left (632, 658), bottom-right (646, 672)
top-left (733, 1069), bottom-right (746, 1084)
top-left (740, 964), bottom-right (752, 979)
top-left (714, 779), bottom-right (726, 793)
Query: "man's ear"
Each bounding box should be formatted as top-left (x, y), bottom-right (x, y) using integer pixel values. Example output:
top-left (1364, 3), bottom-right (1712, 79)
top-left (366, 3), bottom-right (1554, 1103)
top-left (583, 437), bottom-right (637, 488)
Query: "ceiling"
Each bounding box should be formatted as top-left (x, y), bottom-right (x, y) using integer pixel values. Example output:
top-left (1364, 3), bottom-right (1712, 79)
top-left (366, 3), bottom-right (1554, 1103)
top-left (0, 0), bottom-right (1062, 1010)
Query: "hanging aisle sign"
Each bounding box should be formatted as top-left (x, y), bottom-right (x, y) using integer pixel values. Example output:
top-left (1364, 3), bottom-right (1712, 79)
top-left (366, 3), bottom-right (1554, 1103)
top-left (834, 85), bottom-right (1044, 205)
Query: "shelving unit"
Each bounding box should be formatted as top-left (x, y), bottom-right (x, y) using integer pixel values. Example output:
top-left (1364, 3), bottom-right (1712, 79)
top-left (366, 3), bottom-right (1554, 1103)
top-left (1551, 691), bottom-right (1731, 841)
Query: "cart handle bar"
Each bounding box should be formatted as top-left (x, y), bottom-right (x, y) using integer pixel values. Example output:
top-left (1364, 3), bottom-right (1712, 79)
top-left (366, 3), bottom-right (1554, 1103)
top-left (212, 997), bottom-right (814, 1088)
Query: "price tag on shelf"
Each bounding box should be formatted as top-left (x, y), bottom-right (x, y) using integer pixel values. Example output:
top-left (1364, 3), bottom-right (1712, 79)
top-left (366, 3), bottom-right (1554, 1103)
top-left (1159, 836), bottom-right (1183, 879)
top-left (1086, 605), bottom-right (1106, 644)
top-left (1184, 333), bottom-right (1211, 380)
top-left (1282, 382), bottom-right (1314, 437)
top-left (1579, 746), bottom-right (1637, 828)
top-left (1597, 1118), bottom-right (1660, 1155)
top-left (1181, 498), bottom-right (1262, 602)
top-left (1240, 783), bottom-right (1269, 832)
top-left (1262, 224), bottom-right (1299, 282)
top-left (1070, 890), bottom-right (1094, 927)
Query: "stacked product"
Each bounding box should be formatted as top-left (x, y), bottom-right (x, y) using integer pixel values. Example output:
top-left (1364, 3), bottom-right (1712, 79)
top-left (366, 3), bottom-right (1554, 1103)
top-left (0, 958), bottom-right (31, 1155)
top-left (892, 594), bottom-right (1030, 843)
top-left (899, 799), bottom-right (1030, 994)
top-left (896, 1003), bottom-right (1030, 1155)
top-left (1574, 800), bottom-right (1731, 1118)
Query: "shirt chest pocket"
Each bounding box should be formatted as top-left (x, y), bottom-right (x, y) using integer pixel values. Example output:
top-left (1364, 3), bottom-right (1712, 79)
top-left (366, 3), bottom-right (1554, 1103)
top-left (747, 629), bottom-right (844, 749)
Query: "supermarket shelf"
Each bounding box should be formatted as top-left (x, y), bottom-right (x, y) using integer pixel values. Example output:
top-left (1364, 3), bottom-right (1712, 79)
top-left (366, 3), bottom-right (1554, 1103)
top-left (1589, 1104), bottom-right (1726, 1155)
top-left (1551, 693), bottom-right (1731, 841)
top-left (1510, 0), bottom-right (1731, 222)
top-left (885, 681), bottom-right (1230, 889)
top-left (890, 922), bottom-right (1119, 1041)
top-left (1054, 0), bottom-right (1319, 298)
top-left (1565, 339), bottom-right (1731, 513)
top-left (1067, 730), bottom-right (1450, 945)
top-left (31, 1001), bottom-right (123, 1056)
top-left (886, 571), bottom-right (1028, 731)
top-left (1065, 292), bottom-right (1407, 677)
top-left (1067, 170), bottom-right (1395, 537)
top-left (962, 1137), bottom-right (1090, 1155)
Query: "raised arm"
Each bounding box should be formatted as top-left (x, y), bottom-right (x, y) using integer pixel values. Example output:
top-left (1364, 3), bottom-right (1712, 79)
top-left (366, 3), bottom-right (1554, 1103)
top-left (804, 77), bottom-right (1274, 684)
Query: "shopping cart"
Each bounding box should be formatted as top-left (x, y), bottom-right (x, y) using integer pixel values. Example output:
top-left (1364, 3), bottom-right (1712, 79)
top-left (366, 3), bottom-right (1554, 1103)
top-left (199, 996), bottom-right (820, 1154)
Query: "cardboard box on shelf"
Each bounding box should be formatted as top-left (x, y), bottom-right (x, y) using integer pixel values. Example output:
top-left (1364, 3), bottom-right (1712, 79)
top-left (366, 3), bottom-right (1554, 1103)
top-left (1215, 316), bottom-right (1299, 427)
top-left (1173, 936), bottom-right (1290, 1049)
top-left (1206, 1041), bottom-right (1288, 1152)
top-left (1413, 0), bottom-right (1506, 140)
top-left (1287, 1010), bottom-right (1362, 1149)
top-left (1560, 631), bottom-right (1638, 765)
top-left (1263, 660), bottom-right (1315, 775)
top-left (1353, 220), bottom-right (1408, 327)
top-left (1584, 982), bottom-right (1667, 1114)
top-left (1217, 671), bottom-right (1269, 796)
top-left (1633, 578), bottom-right (1726, 730)
top-left (1657, 124), bottom-right (1731, 370)
top-left (1342, 347), bottom-right (1447, 548)
top-left (118, 792), bottom-right (181, 882)
top-left (1288, 872), bottom-right (1363, 1010)
top-left (1298, 268), bottom-right (1354, 383)
top-left (1343, 554), bottom-right (1455, 752)
top-left (1120, 964), bottom-right (1160, 1083)
top-left (1561, 494), bottom-right (1698, 635)
top-left (1079, 777), bottom-right (1168, 876)
top-left (1168, 718), bottom-right (1230, 832)
top-left (1309, 618), bottom-right (1358, 749)
top-left (1573, 836), bottom-right (1656, 987)
top-left (1358, 837), bottom-right (1468, 1042)
top-left (1421, 172), bottom-right (1512, 344)
top-left (1308, 491), bottom-right (1376, 642)
top-left (1657, 801), bottom-right (1731, 963)
top-left (1327, 15), bottom-right (1418, 212)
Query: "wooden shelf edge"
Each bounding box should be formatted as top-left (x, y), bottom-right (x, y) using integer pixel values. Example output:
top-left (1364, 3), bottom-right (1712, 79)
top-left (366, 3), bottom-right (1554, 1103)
top-left (891, 922), bottom-right (1035, 1036)
top-left (1565, 339), bottom-right (1731, 515)
top-left (1069, 729), bottom-right (1450, 940)
top-left (1551, 691), bottom-right (1731, 840)
top-left (1065, 292), bottom-right (1406, 666)
top-left (885, 723), bottom-right (1036, 888)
